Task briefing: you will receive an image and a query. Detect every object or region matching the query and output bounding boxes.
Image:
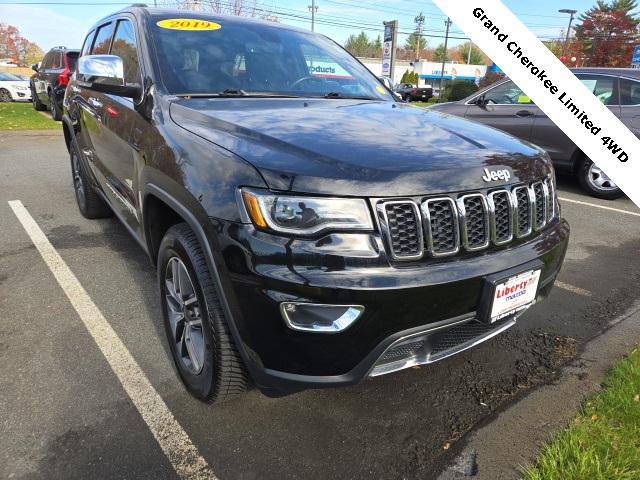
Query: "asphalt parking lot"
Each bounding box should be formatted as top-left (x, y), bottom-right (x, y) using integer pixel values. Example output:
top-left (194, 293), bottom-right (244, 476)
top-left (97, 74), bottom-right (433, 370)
top-left (1, 130), bottom-right (639, 480)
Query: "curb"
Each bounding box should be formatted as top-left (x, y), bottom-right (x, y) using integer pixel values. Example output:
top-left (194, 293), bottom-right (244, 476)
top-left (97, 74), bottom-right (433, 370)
top-left (438, 301), bottom-right (640, 479)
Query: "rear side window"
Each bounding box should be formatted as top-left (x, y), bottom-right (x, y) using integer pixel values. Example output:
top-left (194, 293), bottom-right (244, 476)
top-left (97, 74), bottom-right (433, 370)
top-left (110, 19), bottom-right (140, 84)
top-left (576, 74), bottom-right (617, 105)
top-left (92, 23), bottom-right (114, 54)
top-left (81, 31), bottom-right (95, 57)
top-left (66, 52), bottom-right (79, 70)
top-left (619, 78), bottom-right (640, 105)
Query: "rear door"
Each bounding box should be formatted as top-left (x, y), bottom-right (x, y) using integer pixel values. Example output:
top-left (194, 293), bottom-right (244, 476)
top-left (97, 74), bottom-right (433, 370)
top-left (530, 74), bottom-right (619, 166)
top-left (617, 76), bottom-right (640, 138)
top-left (465, 80), bottom-right (538, 141)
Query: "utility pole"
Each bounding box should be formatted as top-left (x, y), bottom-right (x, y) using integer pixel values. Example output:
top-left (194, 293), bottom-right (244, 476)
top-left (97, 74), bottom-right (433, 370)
top-left (439, 17), bottom-right (452, 96)
top-left (308, 0), bottom-right (318, 32)
top-left (559, 9), bottom-right (577, 58)
top-left (414, 12), bottom-right (425, 61)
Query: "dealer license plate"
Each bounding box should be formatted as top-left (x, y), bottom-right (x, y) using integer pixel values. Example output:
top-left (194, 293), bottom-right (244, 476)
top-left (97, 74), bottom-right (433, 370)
top-left (489, 269), bottom-right (541, 323)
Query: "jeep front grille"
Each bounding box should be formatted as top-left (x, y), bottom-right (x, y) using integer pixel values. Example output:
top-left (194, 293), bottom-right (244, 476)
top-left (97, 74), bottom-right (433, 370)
top-left (378, 178), bottom-right (556, 261)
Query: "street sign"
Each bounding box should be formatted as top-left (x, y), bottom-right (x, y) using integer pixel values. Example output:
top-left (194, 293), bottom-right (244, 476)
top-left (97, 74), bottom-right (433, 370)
top-left (382, 20), bottom-right (398, 78)
top-left (632, 45), bottom-right (640, 67)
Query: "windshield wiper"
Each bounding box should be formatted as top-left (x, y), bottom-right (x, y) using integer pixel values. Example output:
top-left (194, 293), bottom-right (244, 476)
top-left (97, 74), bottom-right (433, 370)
top-left (323, 92), bottom-right (377, 100)
top-left (175, 90), bottom-right (302, 98)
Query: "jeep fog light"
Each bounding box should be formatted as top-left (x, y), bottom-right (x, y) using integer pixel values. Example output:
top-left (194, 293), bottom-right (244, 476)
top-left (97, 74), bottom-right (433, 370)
top-left (280, 302), bottom-right (364, 333)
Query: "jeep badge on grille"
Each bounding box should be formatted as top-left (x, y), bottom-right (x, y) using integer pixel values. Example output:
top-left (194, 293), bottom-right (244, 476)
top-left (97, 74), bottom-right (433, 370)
top-left (482, 168), bottom-right (511, 183)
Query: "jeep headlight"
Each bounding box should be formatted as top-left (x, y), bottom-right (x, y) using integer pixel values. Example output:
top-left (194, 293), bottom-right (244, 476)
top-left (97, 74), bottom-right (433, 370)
top-left (241, 188), bottom-right (373, 235)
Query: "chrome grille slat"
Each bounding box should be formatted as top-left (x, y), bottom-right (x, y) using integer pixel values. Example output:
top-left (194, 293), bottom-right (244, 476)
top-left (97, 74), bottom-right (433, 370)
top-left (422, 197), bottom-right (460, 257)
top-left (458, 194), bottom-right (490, 251)
top-left (378, 178), bottom-right (554, 262)
top-left (488, 190), bottom-right (513, 245)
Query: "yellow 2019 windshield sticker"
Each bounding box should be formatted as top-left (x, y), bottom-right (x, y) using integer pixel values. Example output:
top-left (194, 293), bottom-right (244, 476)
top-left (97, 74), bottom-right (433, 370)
top-left (157, 19), bottom-right (221, 31)
top-left (375, 85), bottom-right (386, 94)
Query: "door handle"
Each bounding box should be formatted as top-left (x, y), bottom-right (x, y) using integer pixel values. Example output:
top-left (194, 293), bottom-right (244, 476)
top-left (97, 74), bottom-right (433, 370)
top-left (515, 110), bottom-right (534, 117)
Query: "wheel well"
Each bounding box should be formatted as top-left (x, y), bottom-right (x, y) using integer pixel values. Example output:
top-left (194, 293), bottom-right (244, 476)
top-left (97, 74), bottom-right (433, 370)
top-left (570, 148), bottom-right (586, 173)
top-left (62, 122), bottom-right (72, 152)
top-left (144, 194), bottom-right (185, 264)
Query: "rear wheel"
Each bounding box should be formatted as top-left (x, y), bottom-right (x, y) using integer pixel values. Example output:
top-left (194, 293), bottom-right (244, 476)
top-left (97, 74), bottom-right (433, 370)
top-left (158, 224), bottom-right (248, 404)
top-left (70, 137), bottom-right (112, 218)
top-left (31, 85), bottom-right (46, 111)
top-left (577, 157), bottom-right (624, 200)
top-left (49, 91), bottom-right (62, 121)
top-left (0, 89), bottom-right (12, 102)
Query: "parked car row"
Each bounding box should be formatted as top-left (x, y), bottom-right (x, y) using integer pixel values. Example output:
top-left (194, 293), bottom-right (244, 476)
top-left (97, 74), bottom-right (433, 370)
top-left (430, 68), bottom-right (636, 199)
top-left (30, 46), bottom-right (79, 120)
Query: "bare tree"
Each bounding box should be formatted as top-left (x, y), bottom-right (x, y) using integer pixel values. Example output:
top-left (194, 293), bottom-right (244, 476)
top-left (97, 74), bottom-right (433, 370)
top-left (161, 0), bottom-right (279, 20)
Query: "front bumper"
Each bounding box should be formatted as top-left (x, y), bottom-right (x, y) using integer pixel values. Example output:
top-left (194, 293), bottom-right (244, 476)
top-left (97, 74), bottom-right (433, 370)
top-left (216, 217), bottom-right (569, 392)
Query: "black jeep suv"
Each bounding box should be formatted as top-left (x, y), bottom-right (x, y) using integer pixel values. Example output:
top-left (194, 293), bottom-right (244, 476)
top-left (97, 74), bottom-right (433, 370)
top-left (31, 46), bottom-right (79, 120)
top-left (62, 7), bottom-right (569, 403)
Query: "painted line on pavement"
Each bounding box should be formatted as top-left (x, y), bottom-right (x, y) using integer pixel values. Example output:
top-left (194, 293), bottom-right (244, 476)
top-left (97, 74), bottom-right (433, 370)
top-left (8, 200), bottom-right (217, 480)
top-left (554, 281), bottom-right (592, 297)
top-left (558, 197), bottom-right (640, 217)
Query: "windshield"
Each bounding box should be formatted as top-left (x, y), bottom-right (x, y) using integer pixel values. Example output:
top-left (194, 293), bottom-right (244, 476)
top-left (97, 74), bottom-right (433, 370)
top-left (151, 16), bottom-right (392, 100)
top-left (0, 72), bottom-right (22, 81)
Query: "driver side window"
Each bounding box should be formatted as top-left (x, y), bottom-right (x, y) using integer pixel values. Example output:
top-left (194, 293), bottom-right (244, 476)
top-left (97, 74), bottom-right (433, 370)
top-left (481, 81), bottom-right (534, 105)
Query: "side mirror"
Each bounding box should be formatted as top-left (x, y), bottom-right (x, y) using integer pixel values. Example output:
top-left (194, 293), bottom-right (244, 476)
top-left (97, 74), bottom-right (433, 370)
top-left (475, 94), bottom-right (488, 107)
top-left (31, 63), bottom-right (39, 72)
top-left (77, 54), bottom-right (140, 98)
top-left (378, 76), bottom-right (395, 92)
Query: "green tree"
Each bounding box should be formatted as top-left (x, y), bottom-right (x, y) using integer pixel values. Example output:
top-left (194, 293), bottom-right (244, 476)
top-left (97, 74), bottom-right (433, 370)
top-left (344, 31), bottom-right (376, 57)
top-left (457, 42), bottom-right (485, 64)
top-left (433, 43), bottom-right (450, 62)
top-left (404, 31), bottom-right (427, 58)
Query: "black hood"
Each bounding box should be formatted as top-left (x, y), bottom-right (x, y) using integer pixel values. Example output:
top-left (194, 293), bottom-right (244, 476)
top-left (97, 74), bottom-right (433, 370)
top-left (169, 98), bottom-right (551, 197)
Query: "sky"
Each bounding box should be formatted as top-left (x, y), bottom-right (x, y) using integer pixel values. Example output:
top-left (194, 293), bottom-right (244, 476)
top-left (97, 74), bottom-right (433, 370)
top-left (0, 0), bottom-right (627, 54)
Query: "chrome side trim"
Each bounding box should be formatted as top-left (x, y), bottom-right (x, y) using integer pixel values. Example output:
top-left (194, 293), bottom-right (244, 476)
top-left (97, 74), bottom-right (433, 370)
top-left (487, 189), bottom-right (514, 246)
top-left (544, 177), bottom-right (556, 221)
top-left (457, 193), bottom-right (490, 252)
top-left (376, 200), bottom-right (424, 261)
top-left (421, 197), bottom-right (460, 257)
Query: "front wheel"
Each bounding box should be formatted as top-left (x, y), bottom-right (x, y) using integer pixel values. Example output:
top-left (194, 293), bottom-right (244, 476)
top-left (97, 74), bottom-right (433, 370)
top-left (158, 224), bottom-right (248, 404)
top-left (577, 157), bottom-right (624, 200)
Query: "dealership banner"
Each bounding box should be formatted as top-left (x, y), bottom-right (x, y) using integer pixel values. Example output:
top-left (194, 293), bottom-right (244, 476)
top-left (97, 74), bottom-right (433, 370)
top-left (433, 0), bottom-right (640, 207)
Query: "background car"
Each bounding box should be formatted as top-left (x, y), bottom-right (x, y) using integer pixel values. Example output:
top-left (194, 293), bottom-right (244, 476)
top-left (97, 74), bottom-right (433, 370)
top-left (30, 46), bottom-right (79, 120)
top-left (395, 82), bottom-right (433, 102)
top-left (0, 71), bottom-right (32, 102)
top-left (430, 68), bottom-right (640, 199)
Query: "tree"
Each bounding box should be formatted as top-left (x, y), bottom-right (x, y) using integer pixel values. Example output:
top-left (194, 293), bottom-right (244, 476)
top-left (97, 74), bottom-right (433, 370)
top-left (404, 31), bottom-right (427, 58)
top-left (344, 31), bottom-right (377, 57)
top-left (456, 42), bottom-right (486, 65)
top-left (433, 43), bottom-right (450, 62)
top-left (573, 0), bottom-right (640, 67)
top-left (0, 23), bottom-right (43, 66)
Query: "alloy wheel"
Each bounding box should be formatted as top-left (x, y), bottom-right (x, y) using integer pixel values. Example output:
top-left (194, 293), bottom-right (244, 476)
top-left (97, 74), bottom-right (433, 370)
top-left (588, 163), bottom-right (618, 191)
top-left (0, 89), bottom-right (11, 102)
top-left (71, 151), bottom-right (86, 210)
top-left (164, 257), bottom-right (205, 375)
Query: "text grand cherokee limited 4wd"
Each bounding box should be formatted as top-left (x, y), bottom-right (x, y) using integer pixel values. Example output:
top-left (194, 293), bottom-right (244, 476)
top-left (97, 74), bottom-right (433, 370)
top-left (62, 7), bottom-right (569, 403)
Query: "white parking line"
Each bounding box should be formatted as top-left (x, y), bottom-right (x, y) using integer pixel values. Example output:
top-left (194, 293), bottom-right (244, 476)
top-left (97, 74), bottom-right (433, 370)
top-left (558, 197), bottom-right (640, 217)
top-left (554, 280), bottom-right (592, 297)
top-left (8, 200), bottom-right (217, 480)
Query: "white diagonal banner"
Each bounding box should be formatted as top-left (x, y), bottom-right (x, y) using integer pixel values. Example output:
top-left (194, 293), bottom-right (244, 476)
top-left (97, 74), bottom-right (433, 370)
top-left (433, 0), bottom-right (640, 207)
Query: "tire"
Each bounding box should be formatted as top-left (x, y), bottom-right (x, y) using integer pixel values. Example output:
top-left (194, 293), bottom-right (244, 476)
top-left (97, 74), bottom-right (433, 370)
top-left (31, 85), bottom-right (46, 111)
top-left (49, 91), bottom-right (62, 121)
top-left (0, 88), bottom-right (12, 102)
top-left (158, 223), bottom-right (248, 404)
top-left (577, 157), bottom-right (624, 200)
top-left (70, 137), bottom-right (113, 219)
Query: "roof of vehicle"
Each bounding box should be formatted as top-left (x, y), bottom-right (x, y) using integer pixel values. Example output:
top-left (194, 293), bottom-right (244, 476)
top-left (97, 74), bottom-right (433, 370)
top-left (91, 5), bottom-right (311, 35)
top-left (47, 46), bottom-right (80, 53)
top-left (570, 67), bottom-right (640, 79)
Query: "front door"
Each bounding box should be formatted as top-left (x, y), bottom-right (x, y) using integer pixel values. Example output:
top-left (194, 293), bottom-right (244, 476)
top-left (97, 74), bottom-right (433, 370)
top-left (466, 80), bottom-right (537, 142)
